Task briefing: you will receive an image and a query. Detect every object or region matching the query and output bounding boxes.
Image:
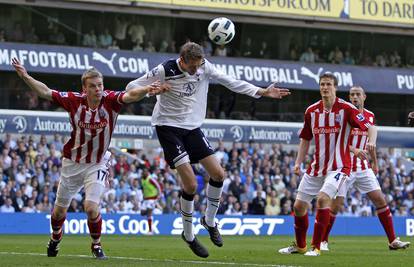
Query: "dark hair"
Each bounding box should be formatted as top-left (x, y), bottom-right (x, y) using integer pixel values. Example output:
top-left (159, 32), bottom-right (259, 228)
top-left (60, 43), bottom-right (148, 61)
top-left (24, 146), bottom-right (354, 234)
top-left (180, 42), bottom-right (204, 63)
top-left (319, 73), bottom-right (338, 86)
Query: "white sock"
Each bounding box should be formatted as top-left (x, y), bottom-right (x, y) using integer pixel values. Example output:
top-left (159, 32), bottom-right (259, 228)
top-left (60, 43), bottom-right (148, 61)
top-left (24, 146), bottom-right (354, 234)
top-left (205, 180), bottom-right (223, 227)
top-left (180, 194), bottom-right (194, 241)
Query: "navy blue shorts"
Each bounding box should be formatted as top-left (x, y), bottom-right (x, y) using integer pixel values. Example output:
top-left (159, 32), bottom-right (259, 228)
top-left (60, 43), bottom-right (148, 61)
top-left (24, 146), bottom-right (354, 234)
top-left (155, 126), bottom-right (214, 169)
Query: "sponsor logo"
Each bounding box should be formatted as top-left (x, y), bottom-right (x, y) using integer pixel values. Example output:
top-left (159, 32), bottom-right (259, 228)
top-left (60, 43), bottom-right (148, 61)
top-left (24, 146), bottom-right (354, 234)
top-left (113, 123), bottom-right (154, 138)
top-left (46, 215), bottom-right (159, 235)
top-left (351, 128), bottom-right (368, 136)
top-left (301, 66), bottom-right (353, 87)
top-left (78, 120), bottom-right (107, 130)
top-left (313, 126), bottom-right (340, 134)
top-left (248, 127), bottom-right (293, 143)
top-left (230, 125), bottom-right (244, 142)
top-left (34, 117), bottom-right (72, 132)
top-left (92, 51), bottom-right (117, 75)
top-left (201, 128), bottom-right (226, 140)
top-left (12, 116), bottom-right (27, 133)
top-left (59, 92), bottom-right (68, 97)
top-left (171, 217), bottom-right (285, 235)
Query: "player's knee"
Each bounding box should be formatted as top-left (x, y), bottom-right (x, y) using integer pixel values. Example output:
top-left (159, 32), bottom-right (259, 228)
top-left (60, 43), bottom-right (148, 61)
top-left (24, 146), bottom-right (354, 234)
top-left (293, 200), bottom-right (307, 216)
top-left (210, 168), bottom-right (225, 182)
top-left (84, 202), bottom-right (99, 218)
top-left (52, 206), bottom-right (67, 220)
top-left (316, 192), bottom-right (331, 208)
top-left (183, 181), bottom-right (198, 195)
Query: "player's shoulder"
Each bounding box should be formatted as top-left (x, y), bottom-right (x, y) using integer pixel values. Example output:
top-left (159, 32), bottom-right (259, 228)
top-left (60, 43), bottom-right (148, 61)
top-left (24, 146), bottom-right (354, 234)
top-left (304, 100), bottom-right (321, 114)
top-left (363, 108), bottom-right (375, 117)
top-left (162, 59), bottom-right (183, 78)
top-left (337, 98), bottom-right (357, 110)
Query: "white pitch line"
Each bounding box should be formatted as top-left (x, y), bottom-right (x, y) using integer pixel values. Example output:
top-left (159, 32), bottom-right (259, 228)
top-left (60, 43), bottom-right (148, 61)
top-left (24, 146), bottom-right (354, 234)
top-left (0, 251), bottom-right (300, 267)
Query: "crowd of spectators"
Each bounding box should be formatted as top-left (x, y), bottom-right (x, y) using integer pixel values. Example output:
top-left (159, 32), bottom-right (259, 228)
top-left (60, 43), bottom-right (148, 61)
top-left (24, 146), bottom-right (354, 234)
top-left (1, 134), bottom-right (413, 218)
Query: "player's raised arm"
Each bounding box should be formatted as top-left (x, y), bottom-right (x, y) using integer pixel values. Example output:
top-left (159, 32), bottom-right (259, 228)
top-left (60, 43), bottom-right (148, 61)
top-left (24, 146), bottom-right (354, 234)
top-left (11, 57), bottom-right (53, 101)
top-left (122, 81), bottom-right (170, 104)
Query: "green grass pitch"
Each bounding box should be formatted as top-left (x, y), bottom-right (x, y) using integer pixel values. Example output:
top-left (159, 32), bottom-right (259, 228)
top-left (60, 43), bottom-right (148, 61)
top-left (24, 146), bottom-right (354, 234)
top-left (0, 235), bottom-right (412, 266)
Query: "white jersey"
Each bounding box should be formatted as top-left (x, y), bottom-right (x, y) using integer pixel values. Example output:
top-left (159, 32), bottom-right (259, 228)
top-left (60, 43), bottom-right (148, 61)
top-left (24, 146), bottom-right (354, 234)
top-left (126, 59), bottom-right (260, 130)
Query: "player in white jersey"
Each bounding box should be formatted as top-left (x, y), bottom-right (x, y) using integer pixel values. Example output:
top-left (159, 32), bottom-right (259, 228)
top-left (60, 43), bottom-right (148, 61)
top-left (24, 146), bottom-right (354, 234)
top-left (127, 42), bottom-right (290, 258)
top-left (12, 57), bottom-right (169, 259)
top-left (279, 74), bottom-right (378, 256)
top-left (320, 86), bottom-right (410, 251)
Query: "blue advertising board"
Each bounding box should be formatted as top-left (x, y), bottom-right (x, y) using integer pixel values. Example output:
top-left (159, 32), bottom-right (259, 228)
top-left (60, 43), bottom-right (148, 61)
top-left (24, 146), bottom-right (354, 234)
top-left (0, 213), bottom-right (413, 237)
top-left (1, 109), bottom-right (414, 147)
top-left (1, 42), bottom-right (414, 94)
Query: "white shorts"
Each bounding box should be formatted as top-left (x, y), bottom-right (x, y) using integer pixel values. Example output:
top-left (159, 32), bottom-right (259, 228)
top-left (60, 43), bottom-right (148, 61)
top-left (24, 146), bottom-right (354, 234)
top-left (347, 169), bottom-right (381, 194)
top-left (141, 199), bottom-right (157, 210)
top-left (297, 171), bottom-right (348, 204)
top-left (55, 152), bottom-right (111, 208)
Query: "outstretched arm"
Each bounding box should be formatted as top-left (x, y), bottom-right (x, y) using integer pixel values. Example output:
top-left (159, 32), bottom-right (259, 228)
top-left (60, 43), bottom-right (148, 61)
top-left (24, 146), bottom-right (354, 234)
top-left (11, 58), bottom-right (52, 101)
top-left (256, 83), bottom-right (291, 99)
top-left (122, 81), bottom-right (170, 104)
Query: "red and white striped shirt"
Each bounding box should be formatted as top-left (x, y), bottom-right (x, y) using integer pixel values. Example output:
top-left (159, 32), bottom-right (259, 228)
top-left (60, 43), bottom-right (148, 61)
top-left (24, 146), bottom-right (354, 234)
top-left (350, 109), bottom-right (375, 173)
top-left (299, 97), bottom-right (372, 177)
top-left (51, 90), bottom-right (125, 164)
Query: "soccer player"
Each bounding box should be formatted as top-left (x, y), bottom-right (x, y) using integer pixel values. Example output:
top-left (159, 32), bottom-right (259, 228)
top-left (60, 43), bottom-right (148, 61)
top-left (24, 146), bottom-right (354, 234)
top-left (140, 168), bottom-right (162, 235)
top-left (278, 73), bottom-right (377, 256)
top-left (320, 86), bottom-right (410, 251)
top-left (126, 42), bottom-right (290, 258)
top-left (11, 57), bottom-right (169, 259)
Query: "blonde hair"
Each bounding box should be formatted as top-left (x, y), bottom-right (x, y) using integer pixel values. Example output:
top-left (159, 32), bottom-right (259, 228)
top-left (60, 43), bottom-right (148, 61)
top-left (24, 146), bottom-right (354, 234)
top-left (81, 67), bottom-right (103, 86)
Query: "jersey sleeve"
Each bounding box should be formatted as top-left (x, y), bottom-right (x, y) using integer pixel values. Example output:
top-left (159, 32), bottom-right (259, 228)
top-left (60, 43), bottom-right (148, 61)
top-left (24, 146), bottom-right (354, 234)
top-left (299, 111), bottom-right (313, 141)
top-left (204, 60), bottom-right (260, 98)
top-left (105, 90), bottom-right (126, 113)
top-left (51, 91), bottom-right (79, 111)
top-left (125, 64), bottom-right (165, 91)
top-left (347, 106), bottom-right (372, 130)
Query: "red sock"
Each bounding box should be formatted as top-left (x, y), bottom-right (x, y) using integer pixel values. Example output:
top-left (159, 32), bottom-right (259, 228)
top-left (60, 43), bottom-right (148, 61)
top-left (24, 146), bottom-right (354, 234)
top-left (312, 208), bottom-right (330, 250)
top-left (51, 215), bottom-right (66, 241)
top-left (88, 214), bottom-right (102, 243)
top-left (148, 217), bottom-right (153, 232)
top-left (322, 211), bottom-right (336, 242)
top-left (294, 213), bottom-right (309, 249)
top-left (377, 206), bottom-right (396, 243)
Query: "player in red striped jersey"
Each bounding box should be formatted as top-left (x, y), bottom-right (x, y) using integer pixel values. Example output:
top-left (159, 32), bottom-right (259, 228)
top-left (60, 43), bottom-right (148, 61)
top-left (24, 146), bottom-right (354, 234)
top-left (11, 57), bottom-right (169, 259)
top-left (320, 86), bottom-right (410, 251)
top-left (279, 73), bottom-right (377, 256)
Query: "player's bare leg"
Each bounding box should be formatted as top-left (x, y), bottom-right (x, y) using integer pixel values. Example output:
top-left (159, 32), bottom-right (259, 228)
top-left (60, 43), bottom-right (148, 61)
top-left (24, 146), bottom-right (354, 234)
top-left (177, 163), bottom-right (209, 258)
top-left (321, 197), bottom-right (343, 251)
top-left (279, 199), bottom-right (308, 255)
top-left (85, 200), bottom-right (107, 260)
top-left (47, 205), bottom-right (67, 257)
top-left (368, 190), bottom-right (410, 250)
top-left (199, 155), bottom-right (224, 247)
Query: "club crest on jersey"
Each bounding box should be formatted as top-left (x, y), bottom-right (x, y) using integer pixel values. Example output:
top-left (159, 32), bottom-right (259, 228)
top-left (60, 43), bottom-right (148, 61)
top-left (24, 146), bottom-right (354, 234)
top-left (146, 67), bottom-right (159, 79)
top-left (356, 113), bottom-right (365, 122)
top-left (335, 114), bottom-right (342, 123)
top-left (179, 82), bottom-right (196, 97)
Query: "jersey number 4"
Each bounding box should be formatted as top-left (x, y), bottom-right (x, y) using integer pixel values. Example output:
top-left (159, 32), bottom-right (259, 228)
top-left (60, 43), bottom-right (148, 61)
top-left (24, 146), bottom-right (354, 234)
top-left (334, 173), bottom-right (341, 181)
